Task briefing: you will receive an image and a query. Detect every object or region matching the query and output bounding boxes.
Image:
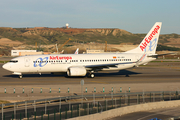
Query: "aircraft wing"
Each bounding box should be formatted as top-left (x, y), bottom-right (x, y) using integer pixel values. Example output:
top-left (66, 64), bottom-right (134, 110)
top-left (85, 62), bottom-right (135, 69)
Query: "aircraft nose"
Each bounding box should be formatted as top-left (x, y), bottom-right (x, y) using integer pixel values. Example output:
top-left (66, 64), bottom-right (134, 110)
top-left (2, 63), bottom-right (10, 70)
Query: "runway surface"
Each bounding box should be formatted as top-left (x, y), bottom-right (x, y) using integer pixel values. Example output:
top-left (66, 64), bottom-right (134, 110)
top-left (0, 61), bottom-right (180, 102)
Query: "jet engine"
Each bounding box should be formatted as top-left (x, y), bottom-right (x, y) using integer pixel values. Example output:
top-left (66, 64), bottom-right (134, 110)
top-left (67, 67), bottom-right (87, 76)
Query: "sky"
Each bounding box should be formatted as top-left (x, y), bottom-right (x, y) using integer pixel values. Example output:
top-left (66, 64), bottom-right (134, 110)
top-left (0, 0), bottom-right (180, 34)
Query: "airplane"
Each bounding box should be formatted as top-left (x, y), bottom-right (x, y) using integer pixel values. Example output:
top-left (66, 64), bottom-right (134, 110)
top-left (2, 22), bottom-right (162, 79)
top-left (74, 48), bottom-right (79, 54)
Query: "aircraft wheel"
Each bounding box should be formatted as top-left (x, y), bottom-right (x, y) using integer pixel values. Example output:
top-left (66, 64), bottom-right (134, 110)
top-left (90, 73), bottom-right (95, 78)
top-left (19, 75), bottom-right (22, 79)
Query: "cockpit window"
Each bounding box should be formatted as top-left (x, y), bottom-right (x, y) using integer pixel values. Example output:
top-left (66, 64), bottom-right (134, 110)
top-left (9, 60), bottom-right (18, 63)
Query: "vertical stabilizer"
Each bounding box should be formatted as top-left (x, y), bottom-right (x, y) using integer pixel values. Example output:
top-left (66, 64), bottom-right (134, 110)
top-left (126, 22), bottom-right (162, 54)
top-left (74, 48), bottom-right (79, 54)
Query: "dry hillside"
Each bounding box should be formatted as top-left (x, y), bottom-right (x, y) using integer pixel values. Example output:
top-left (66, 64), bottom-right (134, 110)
top-left (0, 27), bottom-right (180, 55)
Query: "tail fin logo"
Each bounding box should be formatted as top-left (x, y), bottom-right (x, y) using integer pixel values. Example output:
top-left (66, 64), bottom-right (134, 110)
top-left (144, 38), bottom-right (157, 52)
top-left (140, 25), bottom-right (160, 51)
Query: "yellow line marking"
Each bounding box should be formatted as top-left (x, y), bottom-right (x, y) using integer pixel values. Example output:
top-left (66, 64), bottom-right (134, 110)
top-left (89, 81), bottom-right (109, 84)
top-left (0, 80), bottom-right (73, 84)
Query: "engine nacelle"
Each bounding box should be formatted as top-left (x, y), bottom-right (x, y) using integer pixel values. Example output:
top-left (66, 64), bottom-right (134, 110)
top-left (67, 67), bottom-right (87, 76)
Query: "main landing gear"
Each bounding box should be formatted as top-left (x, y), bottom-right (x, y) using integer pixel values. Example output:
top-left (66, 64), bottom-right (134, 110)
top-left (88, 71), bottom-right (95, 78)
top-left (89, 73), bottom-right (95, 78)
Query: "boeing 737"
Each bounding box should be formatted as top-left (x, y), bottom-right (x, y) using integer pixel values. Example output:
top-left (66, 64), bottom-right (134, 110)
top-left (2, 22), bottom-right (162, 78)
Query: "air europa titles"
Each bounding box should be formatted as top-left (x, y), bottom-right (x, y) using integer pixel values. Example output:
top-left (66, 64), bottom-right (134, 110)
top-left (49, 56), bottom-right (72, 60)
top-left (140, 25), bottom-right (160, 51)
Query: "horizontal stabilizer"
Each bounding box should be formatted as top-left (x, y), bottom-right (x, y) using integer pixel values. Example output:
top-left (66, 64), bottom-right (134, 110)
top-left (147, 53), bottom-right (175, 57)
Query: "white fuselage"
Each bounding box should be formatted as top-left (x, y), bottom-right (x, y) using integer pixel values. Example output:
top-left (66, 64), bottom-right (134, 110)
top-left (2, 53), bottom-right (155, 74)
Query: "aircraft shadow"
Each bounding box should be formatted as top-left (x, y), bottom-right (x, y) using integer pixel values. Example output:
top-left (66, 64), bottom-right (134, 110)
top-left (3, 73), bottom-right (65, 78)
top-left (94, 69), bottom-right (141, 77)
